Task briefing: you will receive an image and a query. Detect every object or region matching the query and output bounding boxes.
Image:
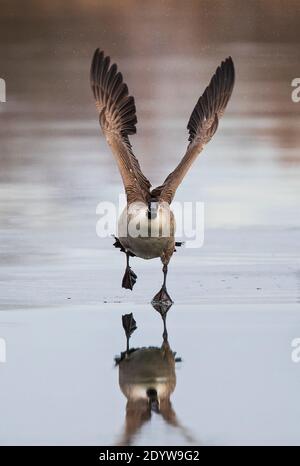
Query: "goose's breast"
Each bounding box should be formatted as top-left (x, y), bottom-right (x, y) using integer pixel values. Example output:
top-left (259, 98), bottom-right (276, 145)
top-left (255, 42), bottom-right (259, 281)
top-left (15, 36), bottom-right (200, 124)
top-left (117, 203), bottom-right (175, 259)
top-left (119, 235), bottom-right (170, 259)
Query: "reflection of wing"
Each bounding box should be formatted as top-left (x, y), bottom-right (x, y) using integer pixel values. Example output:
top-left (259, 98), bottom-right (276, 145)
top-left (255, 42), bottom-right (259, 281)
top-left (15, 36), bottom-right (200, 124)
top-left (151, 57), bottom-right (235, 204)
top-left (116, 399), bottom-right (151, 446)
top-left (90, 49), bottom-right (151, 204)
top-left (159, 399), bottom-right (198, 444)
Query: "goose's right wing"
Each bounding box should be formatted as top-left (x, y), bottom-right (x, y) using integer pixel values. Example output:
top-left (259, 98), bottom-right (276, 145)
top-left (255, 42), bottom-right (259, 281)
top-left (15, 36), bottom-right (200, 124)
top-left (90, 49), bottom-right (151, 204)
top-left (151, 57), bottom-right (235, 204)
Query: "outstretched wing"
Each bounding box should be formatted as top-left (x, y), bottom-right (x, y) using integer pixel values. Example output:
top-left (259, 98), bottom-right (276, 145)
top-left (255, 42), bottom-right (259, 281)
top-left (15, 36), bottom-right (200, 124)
top-left (90, 49), bottom-right (151, 204)
top-left (151, 57), bottom-right (235, 204)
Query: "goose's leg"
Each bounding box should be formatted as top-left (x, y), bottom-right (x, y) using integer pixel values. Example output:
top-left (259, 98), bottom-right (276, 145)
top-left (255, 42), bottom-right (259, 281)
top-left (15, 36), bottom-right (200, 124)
top-left (152, 263), bottom-right (173, 305)
top-left (162, 312), bottom-right (168, 341)
top-left (122, 252), bottom-right (137, 290)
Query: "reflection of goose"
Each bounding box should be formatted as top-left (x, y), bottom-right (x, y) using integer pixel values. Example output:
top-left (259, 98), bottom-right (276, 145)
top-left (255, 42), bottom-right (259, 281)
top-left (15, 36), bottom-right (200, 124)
top-left (115, 305), bottom-right (196, 446)
top-left (90, 49), bottom-right (235, 304)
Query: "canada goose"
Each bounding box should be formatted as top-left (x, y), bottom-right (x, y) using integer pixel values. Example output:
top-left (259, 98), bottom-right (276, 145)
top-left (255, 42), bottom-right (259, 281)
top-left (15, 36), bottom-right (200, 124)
top-left (115, 307), bottom-right (194, 446)
top-left (90, 49), bottom-right (235, 304)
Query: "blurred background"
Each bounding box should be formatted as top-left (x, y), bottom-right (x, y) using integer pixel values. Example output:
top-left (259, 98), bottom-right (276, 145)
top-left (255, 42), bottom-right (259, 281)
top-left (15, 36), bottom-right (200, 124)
top-left (1, 0), bottom-right (300, 446)
top-left (0, 0), bottom-right (300, 307)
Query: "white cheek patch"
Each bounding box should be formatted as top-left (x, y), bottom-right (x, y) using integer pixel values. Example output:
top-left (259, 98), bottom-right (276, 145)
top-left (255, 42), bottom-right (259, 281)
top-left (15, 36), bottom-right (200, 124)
top-left (118, 203), bottom-right (173, 238)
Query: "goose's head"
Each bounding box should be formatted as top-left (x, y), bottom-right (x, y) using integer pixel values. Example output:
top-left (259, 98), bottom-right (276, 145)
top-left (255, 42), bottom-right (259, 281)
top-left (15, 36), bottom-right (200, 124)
top-left (147, 201), bottom-right (159, 220)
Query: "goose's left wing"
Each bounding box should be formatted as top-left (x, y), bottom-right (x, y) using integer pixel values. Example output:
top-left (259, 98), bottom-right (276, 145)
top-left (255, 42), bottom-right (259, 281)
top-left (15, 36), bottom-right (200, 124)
top-left (151, 57), bottom-right (235, 204)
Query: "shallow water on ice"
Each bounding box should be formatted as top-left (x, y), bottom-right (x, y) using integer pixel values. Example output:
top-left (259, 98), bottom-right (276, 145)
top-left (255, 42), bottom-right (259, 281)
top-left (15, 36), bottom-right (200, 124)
top-left (0, 0), bottom-right (300, 446)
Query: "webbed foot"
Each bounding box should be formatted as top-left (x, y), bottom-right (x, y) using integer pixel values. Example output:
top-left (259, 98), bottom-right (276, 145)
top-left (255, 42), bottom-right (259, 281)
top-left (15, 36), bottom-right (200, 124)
top-left (122, 313), bottom-right (137, 338)
top-left (122, 266), bottom-right (137, 290)
top-left (151, 286), bottom-right (173, 306)
top-left (151, 300), bottom-right (173, 316)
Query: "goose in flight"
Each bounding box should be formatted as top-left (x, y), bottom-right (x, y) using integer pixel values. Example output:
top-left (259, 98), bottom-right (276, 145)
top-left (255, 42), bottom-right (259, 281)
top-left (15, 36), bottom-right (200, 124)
top-left (90, 49), bottom-right (235, 305)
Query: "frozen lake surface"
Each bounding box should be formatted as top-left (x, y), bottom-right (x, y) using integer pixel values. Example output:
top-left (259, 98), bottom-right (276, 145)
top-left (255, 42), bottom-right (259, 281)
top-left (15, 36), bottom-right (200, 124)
top-left (1, 303), bottom-right (300, 446)
top-left (0, 0), bottom-right (300, 446)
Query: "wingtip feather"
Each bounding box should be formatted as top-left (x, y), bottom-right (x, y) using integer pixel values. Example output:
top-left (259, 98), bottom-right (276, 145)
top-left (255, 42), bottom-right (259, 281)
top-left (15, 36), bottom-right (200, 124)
top-left (90, 48), bottom-right (138, 137)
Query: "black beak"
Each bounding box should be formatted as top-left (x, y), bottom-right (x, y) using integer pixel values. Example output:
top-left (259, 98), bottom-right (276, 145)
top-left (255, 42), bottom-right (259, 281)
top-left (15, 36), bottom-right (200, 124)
top-left (150, 399), bottom-right (160, 413)
top-left (148, 209), bottom-right (157, 220)
top-left (147, 201), bottom-right (158, 219)
top-left (147, 388), bottom-right (159, 413)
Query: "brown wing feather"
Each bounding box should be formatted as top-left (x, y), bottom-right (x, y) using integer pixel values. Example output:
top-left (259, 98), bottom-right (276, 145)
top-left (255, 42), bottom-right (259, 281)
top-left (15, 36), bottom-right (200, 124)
top-left (151, 57), bottom-right (235, 204)
top-left (90, 49), bottom-right (151, 204)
